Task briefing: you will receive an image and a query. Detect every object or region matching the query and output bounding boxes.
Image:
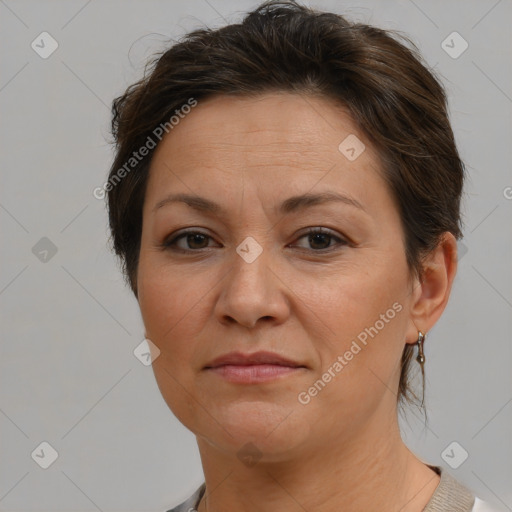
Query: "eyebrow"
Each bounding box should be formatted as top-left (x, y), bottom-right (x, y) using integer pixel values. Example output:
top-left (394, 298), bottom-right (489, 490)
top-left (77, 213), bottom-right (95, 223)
top-left (152, 191), bottom-right (367, 216)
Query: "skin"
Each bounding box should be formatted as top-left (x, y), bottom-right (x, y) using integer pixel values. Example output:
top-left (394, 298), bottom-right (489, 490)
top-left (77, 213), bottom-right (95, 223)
top-left (137, 92), bottom-right (458, 511)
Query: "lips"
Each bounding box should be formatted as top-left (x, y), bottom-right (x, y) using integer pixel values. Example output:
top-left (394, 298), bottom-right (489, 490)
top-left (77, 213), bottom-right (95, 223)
top-left (204, 350), bottom-right (305, 369)
top-left (204, 351), bottom-right (306, 384)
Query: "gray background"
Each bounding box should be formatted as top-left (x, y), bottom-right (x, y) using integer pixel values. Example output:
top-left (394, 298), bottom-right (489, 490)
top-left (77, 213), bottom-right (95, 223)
top-left (1, 0), bottom-right (511, 510)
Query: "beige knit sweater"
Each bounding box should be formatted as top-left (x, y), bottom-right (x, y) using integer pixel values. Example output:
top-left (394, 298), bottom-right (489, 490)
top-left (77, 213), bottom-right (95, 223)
top-left (423, 465), bottom-right (475, 511)
top-left (166, 465), bottom-right (477, 511)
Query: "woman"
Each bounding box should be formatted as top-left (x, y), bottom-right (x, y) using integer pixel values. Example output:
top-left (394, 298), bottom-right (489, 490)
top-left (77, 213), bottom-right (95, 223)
top-left (105, 1), bottom-right (501, 510)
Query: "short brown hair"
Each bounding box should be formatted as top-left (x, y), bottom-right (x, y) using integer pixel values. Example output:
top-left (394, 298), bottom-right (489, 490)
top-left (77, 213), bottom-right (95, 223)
top-left (106, 0), bottom-right (465, 415)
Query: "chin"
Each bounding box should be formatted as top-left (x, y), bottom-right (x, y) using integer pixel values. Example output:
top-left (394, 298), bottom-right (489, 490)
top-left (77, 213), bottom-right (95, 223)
top-left (194, 402), bottom-right (314, 460)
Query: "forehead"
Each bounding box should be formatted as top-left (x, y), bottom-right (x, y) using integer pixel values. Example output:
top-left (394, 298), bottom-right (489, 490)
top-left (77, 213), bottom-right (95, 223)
top-left (153, 92), bottom-right (373, 160)
top-left (145, 92), bottom-right (388, 211)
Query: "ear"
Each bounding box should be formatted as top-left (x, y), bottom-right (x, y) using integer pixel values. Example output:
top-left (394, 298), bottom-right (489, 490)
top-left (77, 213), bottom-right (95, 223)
top-left (405, 232), bottom-right (459, 345)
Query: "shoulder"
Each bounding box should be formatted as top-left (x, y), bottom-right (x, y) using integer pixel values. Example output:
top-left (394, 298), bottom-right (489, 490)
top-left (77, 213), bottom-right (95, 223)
top-left (472, 496), bottom-right (508, 512)
top-left (164, 483), bottom-right (205, 512)
top-left (424, 465), bottom-right (505, 512)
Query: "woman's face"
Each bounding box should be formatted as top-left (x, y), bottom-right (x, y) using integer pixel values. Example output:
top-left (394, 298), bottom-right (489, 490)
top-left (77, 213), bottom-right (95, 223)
top-left (137, 92), bottom-right (422, 459)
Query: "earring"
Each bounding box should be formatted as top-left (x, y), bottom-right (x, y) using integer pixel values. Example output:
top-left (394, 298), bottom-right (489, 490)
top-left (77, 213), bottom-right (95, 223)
top-left (416, 331), bottom-right (425, 365)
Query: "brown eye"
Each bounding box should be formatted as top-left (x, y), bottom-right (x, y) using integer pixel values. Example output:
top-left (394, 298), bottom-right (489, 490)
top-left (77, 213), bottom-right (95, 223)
top-left (163, 231), bottom-right (215, 251)
top-left (293, 228), bottom-right (348, 251)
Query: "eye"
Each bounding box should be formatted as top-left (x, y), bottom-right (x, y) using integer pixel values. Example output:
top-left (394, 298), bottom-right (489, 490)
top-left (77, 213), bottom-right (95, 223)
top-left (162, 227), bottom-right (348, 253)
top-left (291, 227), bottom-right (348, 251)
top-left (162, 230), bottom-right (217, 252)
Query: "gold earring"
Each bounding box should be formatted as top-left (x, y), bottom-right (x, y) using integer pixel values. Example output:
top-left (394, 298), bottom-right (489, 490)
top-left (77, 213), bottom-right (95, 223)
top-left (416, 331), bottom-right (425, 365)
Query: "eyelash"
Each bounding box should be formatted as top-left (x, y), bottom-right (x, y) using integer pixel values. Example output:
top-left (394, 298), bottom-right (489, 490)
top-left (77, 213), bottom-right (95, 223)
top-left (161, 227), bottom-right (349, 254)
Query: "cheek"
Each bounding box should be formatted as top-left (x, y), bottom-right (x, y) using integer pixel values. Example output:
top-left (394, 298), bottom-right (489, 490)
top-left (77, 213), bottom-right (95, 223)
top-left (311, 265), bottom-right (403, 334)
top-left (137, 260), bottom-right (193, 353)
top-left (137, 257), bottom-right (220, 374)
top-left (137, 262), bottom-right (208, 426)
top-left (300, 295), bottom-right (406, 431)
top-left (309, 267), bottom-right (408, 388)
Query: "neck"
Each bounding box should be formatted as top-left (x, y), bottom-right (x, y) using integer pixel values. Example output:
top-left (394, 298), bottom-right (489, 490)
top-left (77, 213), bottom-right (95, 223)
top-left (195, 410), bottom-right (440, 512)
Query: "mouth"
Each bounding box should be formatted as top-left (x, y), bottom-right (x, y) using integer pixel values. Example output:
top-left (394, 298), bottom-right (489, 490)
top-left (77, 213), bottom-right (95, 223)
top-left (204, 351), bottom-right (307, 384)
top-left (205, 363), bottom-right (306, 383)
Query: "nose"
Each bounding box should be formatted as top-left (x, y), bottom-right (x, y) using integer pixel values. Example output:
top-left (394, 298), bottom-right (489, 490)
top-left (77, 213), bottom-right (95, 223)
top-left (214, 244), bottom-right (290, 329)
